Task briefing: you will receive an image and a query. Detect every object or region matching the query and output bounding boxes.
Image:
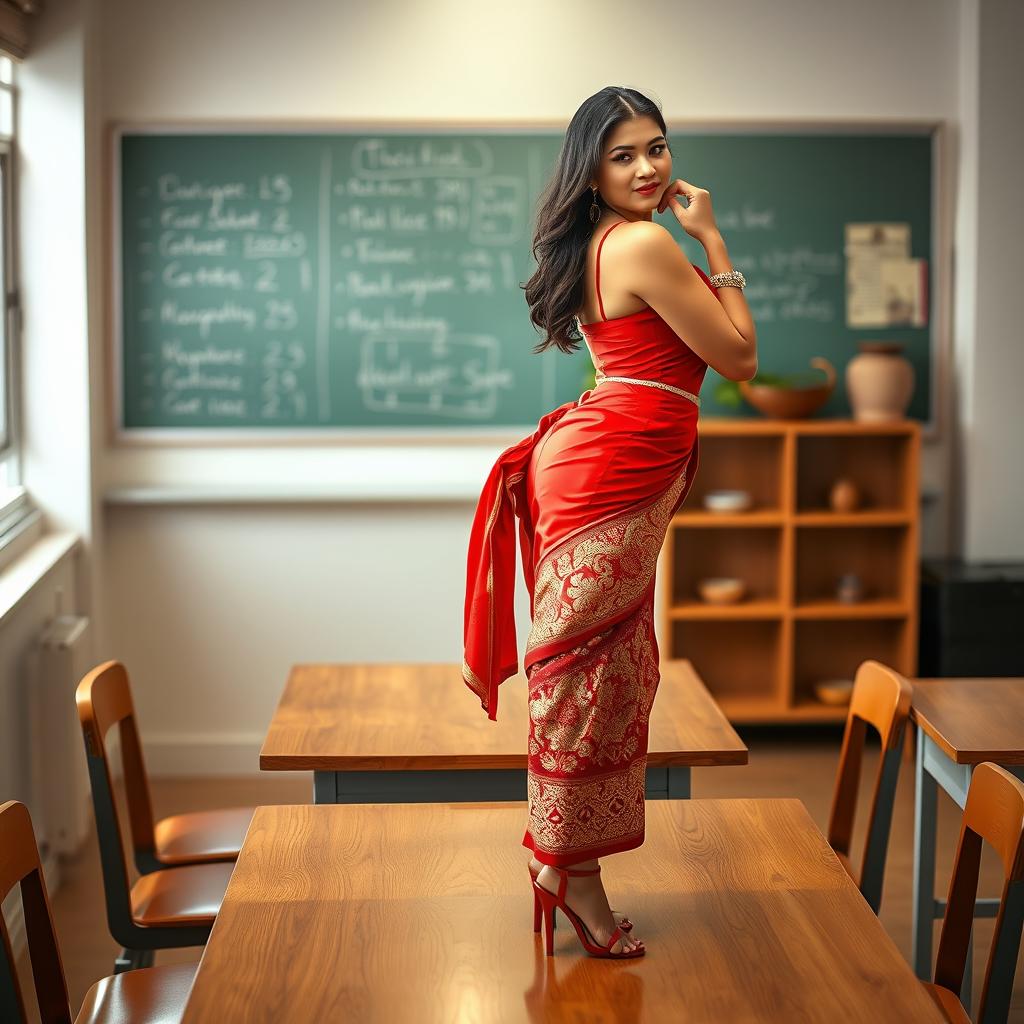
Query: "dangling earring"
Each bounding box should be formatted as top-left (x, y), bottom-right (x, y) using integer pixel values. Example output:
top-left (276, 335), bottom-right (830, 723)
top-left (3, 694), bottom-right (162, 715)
top-left (589, 186), bottom-right (601, 225)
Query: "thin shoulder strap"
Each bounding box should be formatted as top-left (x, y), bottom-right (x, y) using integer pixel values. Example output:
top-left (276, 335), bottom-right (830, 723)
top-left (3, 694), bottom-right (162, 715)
top-left (594, 221), bottom-right (625, 321)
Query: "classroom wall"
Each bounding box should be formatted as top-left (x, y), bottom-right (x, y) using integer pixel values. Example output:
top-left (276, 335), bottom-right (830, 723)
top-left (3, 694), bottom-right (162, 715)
top-left (952, 0), bottom-right (1024, 560)
top-left (20, 0), bottom-right (95, 546)
top-left (78, 0), bottom-right (992, 772)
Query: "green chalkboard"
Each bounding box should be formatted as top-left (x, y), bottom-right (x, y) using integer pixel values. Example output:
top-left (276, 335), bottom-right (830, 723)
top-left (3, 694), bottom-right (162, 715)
top-left (115, 126), bottom-right (935, 434)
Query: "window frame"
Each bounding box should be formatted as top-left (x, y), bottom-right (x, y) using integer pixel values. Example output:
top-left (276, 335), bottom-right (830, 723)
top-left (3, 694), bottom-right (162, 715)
top-left (1, 141), bottom-right (17, 459)
top-left (0, 55), bottom-right (35, 553)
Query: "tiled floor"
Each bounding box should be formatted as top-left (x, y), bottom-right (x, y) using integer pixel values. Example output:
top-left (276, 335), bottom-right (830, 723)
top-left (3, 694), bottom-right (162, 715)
top-left (12, 729), bottom-right (1024, 1021)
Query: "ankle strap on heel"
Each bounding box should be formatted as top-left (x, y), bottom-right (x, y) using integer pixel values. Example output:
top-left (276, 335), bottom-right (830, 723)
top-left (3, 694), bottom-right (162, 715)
top-left (546, 864), bottom-right (601, 901)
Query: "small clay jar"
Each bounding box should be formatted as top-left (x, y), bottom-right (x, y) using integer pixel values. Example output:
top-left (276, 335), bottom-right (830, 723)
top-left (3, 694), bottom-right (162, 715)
top-left (836, 573), bottom-right (864, 603)
top-left (830, 478), bottom-right (861, 513)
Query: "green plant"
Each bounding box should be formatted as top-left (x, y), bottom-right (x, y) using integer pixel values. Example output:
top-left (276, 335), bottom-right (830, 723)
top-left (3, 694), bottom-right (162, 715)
top-left (714, 369), bottom-right (828, 408)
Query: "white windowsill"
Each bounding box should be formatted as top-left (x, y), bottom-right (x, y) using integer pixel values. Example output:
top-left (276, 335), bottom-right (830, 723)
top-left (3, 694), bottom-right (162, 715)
top-left (0, 531), bottom-right (81, 629)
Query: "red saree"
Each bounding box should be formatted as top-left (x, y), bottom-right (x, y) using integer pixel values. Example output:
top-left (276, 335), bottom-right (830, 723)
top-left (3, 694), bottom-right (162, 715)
top-left (464, 224), bottom-right (721, 865)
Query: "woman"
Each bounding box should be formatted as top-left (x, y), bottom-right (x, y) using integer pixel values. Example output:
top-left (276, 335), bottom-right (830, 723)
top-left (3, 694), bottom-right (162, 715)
top-left (463, 86), bottom-right (757, 958)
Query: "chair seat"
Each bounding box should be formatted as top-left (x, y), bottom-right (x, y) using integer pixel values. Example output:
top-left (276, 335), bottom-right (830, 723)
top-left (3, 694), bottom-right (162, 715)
top-left (154, 806), bottom-right (254, 865)
top-left (131, 861), bottom-right (234, 927)
top-left (76, 961), bottom-right (197, 1024)
top-left (922, 982), bottom-right (971, 1023)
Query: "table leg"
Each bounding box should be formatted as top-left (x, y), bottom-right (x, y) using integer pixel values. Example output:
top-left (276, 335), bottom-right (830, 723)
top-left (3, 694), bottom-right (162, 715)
top-left (912, 724), bottom-right (938, 979)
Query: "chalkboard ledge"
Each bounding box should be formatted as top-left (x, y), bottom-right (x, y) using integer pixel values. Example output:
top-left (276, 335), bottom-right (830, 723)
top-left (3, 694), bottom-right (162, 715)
top-left (102, 483), bottom-right (483, 505)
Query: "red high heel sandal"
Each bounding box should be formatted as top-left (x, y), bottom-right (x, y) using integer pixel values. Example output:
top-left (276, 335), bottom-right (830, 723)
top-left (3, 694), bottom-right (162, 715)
top-left (528, 863), bottom-right (633, 933)
top-left (532, 865), bottom-right (645, 959)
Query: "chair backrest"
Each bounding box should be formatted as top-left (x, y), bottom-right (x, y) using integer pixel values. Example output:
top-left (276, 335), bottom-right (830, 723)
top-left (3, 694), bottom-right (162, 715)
top-left (934, 762), bottom-right (1024, 1024)
top-left (0, 801), bottom-right (72, 1024)
top-left (75, 661), bottom-right (157, 939)
top-left (826, 659), bottom-right (912, 913)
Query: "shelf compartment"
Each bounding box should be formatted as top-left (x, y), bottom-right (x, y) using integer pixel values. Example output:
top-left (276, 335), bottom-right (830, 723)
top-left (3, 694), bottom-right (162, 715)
top-left (670, 525), bottom-right (783, 606)
top-left (671, 619), bottom-right (785, 707)
top-left (795, 525), bottom-right (909, 606)
top-left (658, 420), bottom-right (920, 725)
top-left (796, 433), bottom-right (914, 514)
top-left (791, 618), bottom-right (909, 708)
top-left (684, 434), bottom-right (785, 514)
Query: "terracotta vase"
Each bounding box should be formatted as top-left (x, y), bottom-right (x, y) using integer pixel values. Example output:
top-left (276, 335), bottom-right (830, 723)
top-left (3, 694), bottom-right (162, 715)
top-left (845, 342), bottom-right (914, 422)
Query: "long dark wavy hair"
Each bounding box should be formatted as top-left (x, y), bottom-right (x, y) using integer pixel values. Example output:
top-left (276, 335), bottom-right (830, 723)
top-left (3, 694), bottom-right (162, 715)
top-left (523, 86), bottom-right (669, 355)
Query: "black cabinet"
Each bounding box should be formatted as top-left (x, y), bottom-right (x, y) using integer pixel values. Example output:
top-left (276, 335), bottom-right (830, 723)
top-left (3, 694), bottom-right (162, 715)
top-left (918, 558), bottom-right (1024, 676)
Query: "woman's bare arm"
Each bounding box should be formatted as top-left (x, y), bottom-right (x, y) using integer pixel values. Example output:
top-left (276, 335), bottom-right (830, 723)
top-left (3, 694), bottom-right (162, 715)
top-left (702, 231), bottom-right (757, 349)
top-left (617, 221), bottom-right (757, 381)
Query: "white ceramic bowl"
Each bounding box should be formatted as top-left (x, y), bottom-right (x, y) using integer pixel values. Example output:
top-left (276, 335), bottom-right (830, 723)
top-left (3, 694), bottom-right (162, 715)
top-left (697, 577), bottom-right (746, 604)
top-left (814, 678), bottom-right (855, 706)
top-left (703, 489), bottom-right (752, 513)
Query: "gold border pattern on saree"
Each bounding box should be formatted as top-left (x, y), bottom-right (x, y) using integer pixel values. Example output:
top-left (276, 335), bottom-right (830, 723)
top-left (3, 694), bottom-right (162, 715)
top-left (525, 468), bottom-right (688, 657)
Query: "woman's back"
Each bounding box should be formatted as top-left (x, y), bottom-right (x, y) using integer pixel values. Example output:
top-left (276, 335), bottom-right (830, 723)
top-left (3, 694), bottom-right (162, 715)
top-left (576, 220), bottom-right (712, 397)
top-left (578, 219), bottom-right (652, 325)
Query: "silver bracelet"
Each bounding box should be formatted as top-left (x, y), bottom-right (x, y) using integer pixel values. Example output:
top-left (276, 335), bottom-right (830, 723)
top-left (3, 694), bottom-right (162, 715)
top-left (708, 269), bottom-right (746, 289)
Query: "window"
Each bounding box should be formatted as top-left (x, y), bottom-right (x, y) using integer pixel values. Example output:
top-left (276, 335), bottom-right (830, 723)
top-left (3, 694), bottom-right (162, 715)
top-left (0, 53), bottom-right (31, 545)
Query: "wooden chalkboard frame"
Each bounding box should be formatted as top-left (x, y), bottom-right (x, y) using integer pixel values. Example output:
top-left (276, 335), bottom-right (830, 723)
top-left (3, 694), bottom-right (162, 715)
top-left (107, 118), bottom-right (949, 446)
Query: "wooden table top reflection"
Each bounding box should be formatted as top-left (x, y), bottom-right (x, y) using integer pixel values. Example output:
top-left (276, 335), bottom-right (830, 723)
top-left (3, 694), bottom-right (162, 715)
top-left (259, 659), bottom-right (748, 771)
top-left (180, 800), bottom-right (944, 1023)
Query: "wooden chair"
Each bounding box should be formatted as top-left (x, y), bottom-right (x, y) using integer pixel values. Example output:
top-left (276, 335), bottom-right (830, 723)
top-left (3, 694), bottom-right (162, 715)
top-left (826, 658), bottom-right (912, 914)
top-left (78, 660), bottom-right (253, 875)
top-left (76, 661), bottom-right (235, 972)
top-left (0, 799), bottom-right (197, 1023)
top-left (922, 762), bottom-right (1024, 1024)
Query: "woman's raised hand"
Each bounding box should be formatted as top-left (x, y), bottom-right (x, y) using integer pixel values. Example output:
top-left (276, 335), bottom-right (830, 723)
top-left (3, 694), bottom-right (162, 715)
top-left (657, 178), bottom-right (719, 242)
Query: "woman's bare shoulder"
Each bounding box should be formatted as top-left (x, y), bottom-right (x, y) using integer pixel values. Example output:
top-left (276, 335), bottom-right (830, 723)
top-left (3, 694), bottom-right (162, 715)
top-left (613, 220), bottom-right (692, 266)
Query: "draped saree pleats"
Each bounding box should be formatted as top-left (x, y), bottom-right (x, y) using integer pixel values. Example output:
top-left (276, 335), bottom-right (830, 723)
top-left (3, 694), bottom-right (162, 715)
top-left (462, 391), bottom-right (700, 864)
top-left (520, 462), bottom-right (693, 864)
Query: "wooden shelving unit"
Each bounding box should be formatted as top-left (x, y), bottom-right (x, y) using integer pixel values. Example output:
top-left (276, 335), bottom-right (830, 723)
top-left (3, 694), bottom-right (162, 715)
top-left (660, 418), bottom-right (921, 724)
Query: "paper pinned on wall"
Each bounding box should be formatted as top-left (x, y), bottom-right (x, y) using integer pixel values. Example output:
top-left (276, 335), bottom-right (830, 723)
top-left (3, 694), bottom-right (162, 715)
top-left (844, 223), bottom-right (928, 327)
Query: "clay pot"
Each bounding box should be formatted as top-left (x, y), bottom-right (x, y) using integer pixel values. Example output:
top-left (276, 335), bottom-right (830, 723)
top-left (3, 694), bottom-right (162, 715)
top-left (739, 357), bottom-right (836, 419)
top-left (830, 478), bottom-right (861, 513)
top-left (846, 342), bottom-right (914, 422)
top-left (836, 573), bottom-right (864, 603)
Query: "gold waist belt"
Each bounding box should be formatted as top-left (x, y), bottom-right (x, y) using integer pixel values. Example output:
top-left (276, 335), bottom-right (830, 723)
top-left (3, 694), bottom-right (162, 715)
top-left (594, 375), bottom-right (701, 408)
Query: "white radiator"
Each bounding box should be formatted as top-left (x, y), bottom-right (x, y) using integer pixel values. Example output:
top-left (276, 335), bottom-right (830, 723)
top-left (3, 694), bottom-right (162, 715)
top-left (30, 614), bottom-right (93, 863)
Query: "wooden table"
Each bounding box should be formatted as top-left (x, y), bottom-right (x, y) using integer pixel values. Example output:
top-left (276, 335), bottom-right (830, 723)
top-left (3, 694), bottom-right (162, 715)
top-left (260, 659), bottom-right (747, 804)
top-left (910, 677), bottom-right (1024, 1008)
top-left (180, 799), bottom-right (945, 1023)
